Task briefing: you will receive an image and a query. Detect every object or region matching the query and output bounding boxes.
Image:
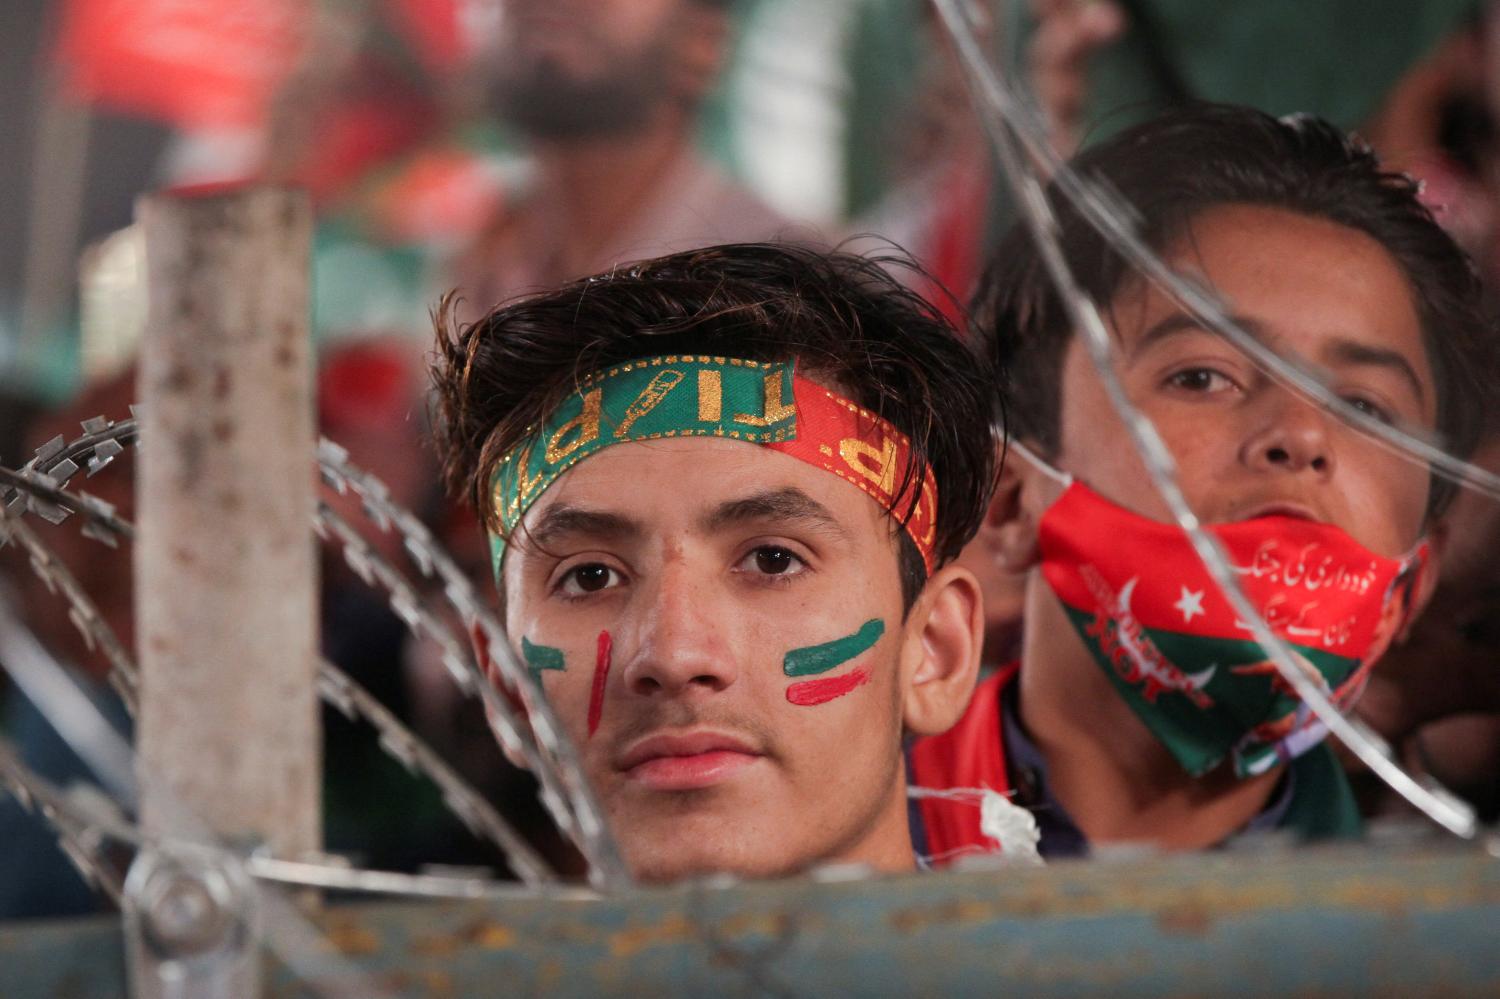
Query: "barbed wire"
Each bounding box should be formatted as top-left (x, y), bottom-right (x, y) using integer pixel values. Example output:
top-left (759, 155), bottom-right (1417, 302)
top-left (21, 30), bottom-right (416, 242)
top-left (4, 416), bottom-right (627, 886)
top-left (0, 735), bottom-right (127, 904)
top-left (0, 454), bottom-right (562, 888)
top-left (313, 631), bottom-right (555, 887)
top-left (0, 481), bottom-right (140, 713)
top-left (315, 438), bottom-right (628, 888)
top-left (0, 729), bottom-right (594, 906)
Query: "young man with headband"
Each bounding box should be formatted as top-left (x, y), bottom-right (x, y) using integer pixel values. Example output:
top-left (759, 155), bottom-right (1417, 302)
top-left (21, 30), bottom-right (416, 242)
top-left (911, 104), bottom-right (1496, 860)
top-left (431, 243), bottom-right (996, 882)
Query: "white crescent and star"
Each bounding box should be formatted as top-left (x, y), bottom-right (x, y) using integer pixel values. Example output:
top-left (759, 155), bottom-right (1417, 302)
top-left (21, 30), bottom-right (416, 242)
top-left (1174, 586), bottom-right (1207, 624)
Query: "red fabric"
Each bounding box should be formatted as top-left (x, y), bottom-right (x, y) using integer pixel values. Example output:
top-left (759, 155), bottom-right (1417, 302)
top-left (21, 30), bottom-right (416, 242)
top-left (368, 149), bottom-right (503, 243)
top-left (55, 0), bottom-right (307, 129)
top-left (1040, 482), bottom-right (1420, 664)
top-left (908, 664), bottom-right (1017, 864)
top-left (921, 157), bottom-right (989, 330)
top-left (771, 376), bottom-right (939, 572)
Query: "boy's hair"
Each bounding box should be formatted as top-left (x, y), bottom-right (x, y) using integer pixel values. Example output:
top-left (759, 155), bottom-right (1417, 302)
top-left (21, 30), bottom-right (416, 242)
top-left (976, 102), bottom-right (1495, 517)
top-left (431, 242), bottom-right (998, 607)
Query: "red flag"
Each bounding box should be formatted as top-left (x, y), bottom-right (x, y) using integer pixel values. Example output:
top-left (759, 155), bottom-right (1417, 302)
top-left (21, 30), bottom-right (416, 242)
top-left (54, 0), bottom-right (310, 129)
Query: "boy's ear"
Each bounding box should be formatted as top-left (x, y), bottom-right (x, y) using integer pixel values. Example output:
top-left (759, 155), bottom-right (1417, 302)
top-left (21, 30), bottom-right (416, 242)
top-left (899, 562), bottom-right (985, 737)
top-left (1402, 519), bottom-right (1446, 640)
top-left (470, 620), bottom-right (533, 769)
top-left (989, 439), bottom-right (1051, 573)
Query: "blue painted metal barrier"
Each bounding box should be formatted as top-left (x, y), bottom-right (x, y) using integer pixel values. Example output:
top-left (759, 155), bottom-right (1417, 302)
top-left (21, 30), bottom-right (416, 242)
top-left (3, 841), bottom-right (1498, 996)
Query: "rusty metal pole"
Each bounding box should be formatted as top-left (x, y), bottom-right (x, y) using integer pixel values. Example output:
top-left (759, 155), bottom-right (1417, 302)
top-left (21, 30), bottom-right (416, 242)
top-left (133, 186), bottom-right (320, 860)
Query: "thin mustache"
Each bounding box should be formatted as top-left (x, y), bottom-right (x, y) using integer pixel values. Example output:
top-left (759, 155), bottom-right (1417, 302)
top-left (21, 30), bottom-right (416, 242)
top-left (603, 707), bottom-right (778, 761)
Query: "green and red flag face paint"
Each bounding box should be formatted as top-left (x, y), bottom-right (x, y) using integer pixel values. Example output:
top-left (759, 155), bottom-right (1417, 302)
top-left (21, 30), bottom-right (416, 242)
top-left (521, 637), bottom-right (565, 681)
top-left (782, 619), bottom-right (885, 706)
top-left (488, 356), bottom-right (938, 578)
top-left (1037, 482), bottom-right (1426, 778)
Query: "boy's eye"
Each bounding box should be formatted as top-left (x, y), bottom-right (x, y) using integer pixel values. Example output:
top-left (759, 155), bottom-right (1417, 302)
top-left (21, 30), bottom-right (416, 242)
top-left (559, 563), bottom-right (622, 596)
top-left (1343, 395), bottom-right (1393, 424)
top-left (1167, 367), bottom-right (1235, 393)
top-left (739, 545), bottom-right (806, 577)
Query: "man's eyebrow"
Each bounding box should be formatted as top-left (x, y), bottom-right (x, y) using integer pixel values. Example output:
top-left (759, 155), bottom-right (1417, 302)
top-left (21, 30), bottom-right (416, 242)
top-left (1130, 313), bottom-right (1266, 358)
top-left (1323, 338), bottom-right (1427, 406)
top-left (703, 487), bottom-right (853, 541)
top-left (525, 504), bottom-right (641, 550)
top-left (1132, 314), bottom-right (1427, 405)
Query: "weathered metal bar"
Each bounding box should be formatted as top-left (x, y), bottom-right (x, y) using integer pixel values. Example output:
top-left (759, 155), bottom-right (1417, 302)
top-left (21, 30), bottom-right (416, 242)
top-left (133, 186), bottom-right (320, 858)
top-left (5, 844), bottom-right (1499, 996)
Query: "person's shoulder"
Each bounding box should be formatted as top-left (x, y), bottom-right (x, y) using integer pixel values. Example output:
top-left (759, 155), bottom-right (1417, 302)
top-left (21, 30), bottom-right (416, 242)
top-left (667, 153), bottom-right (795, 243)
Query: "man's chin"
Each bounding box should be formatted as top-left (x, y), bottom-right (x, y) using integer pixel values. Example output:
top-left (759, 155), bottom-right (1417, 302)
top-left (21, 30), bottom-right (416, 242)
top-left (611, 807), bottom-right (806, 884)
top-left (624, 845), bottom-right (807, 885)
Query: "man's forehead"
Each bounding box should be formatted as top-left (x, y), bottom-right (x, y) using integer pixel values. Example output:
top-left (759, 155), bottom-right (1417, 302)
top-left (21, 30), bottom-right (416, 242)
top-left (1114, 208), bottom-right (1434, 402)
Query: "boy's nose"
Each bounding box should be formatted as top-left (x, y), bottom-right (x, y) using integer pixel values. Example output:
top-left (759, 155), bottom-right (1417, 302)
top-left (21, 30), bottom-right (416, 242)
top-left (1239, 392), bottom-right (1335, 477)
top-left (619, 559), bottom-right (738, 698)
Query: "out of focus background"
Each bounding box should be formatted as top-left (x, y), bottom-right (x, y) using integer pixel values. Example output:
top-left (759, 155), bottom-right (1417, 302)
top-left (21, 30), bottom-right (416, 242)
top-left (4, 0), bottom-right (1500, 922)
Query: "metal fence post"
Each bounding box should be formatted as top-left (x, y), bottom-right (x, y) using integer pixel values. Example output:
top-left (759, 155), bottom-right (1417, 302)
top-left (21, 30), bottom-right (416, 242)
top-left (133, 186), bottom-right (320, 860)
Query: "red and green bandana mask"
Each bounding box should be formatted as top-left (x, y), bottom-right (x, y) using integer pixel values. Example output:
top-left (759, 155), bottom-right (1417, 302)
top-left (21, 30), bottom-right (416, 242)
top-left (488, 355), bottom-right (938, 577)
top-left (1036, 477), bottom-right (1427, 779)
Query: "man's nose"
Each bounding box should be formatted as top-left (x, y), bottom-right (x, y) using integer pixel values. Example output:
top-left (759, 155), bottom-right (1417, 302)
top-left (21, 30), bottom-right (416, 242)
top-left (619, 558), bottom-right (737, 698)
top-left (1239, 389), bottom-right (1336, 477)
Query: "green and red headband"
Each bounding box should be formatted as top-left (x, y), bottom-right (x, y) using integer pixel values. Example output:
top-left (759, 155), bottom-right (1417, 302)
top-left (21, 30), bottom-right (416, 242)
top-left (488, 355), bottom-right (938, 577)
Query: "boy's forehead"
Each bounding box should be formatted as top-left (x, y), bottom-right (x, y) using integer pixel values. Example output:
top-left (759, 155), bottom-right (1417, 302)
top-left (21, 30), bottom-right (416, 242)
top-left (1113, 205), bottom-right (1435, 411)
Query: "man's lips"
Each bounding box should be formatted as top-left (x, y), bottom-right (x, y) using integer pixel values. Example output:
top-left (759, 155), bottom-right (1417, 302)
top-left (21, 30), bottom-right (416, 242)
top-left (615, 731), bottom-right (763, 791)
top-left (1233, 501), bottom-right (1324, 523)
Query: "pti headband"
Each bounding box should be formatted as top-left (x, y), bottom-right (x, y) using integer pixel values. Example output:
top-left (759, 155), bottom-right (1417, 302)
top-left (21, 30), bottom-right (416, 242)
top-left (488, 355), bottom-right (938, 576)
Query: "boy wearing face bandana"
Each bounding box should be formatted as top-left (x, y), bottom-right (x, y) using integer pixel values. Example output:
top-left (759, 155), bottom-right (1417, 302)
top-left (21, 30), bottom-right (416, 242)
top-left (910, 104), bottom-right (1496, 861)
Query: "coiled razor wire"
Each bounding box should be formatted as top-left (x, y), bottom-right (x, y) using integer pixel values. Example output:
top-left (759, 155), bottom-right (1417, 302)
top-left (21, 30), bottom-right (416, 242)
top-left (318, 438), bottom-right (627, 888)
top-left (9, 416), bottom-right (620, 885)
top-left (0, 458), bottom-right (555, 887)
top-left (1, 420), bottom-right (629, 889)
top-left (0, 731), bottom-right (126, 904)
top-left (932, 0), bottom-right (1485, 838)
top-left (0, 726), bottom-right (596, 904)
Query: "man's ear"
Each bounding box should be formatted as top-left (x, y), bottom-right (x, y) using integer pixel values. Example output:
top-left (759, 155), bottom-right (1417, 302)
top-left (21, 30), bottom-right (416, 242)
top-left (1402, 519), bottom-right (1447, 639)
top-left (991, 440), bottom-right (1051, 573)
top-left (899, 563), bottom-right (985, 737)
top-left (470, 620), bottom-right (533, 769)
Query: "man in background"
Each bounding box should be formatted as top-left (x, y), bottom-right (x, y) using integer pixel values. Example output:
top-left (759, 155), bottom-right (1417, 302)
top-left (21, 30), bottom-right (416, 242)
top-left (453, 0), bottom-right (789, 313)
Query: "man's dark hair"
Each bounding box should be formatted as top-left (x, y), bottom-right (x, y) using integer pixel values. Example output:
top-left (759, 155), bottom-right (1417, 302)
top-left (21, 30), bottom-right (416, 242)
top-left (432, 242), bottom-right (997, 607)
top-left (977, 102), bottom-right (1496, 517)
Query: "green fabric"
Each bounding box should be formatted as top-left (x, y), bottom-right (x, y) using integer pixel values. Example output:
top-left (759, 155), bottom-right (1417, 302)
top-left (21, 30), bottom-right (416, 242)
top-left (842, 0), bottom-right (924, 218)
top-left (1278, 742), bottom-right (1363, 840)
top-left (310, 220), bottom-right (432, 341)
top-left (490, 356), bottom-right (798, 571)
top-left (1082, 0), bottom-right (1480, 141)
top-left (1061, 605), bottom-right (1359, 778)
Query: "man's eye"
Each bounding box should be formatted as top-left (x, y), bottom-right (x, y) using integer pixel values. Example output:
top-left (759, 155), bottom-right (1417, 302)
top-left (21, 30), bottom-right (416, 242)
top-left (740, 545), bottom-right (806, 578)
top-left (559, 563), bottom-right (622, 596)
top-left (1343, 395), bottom-right (1393, 424)
top-left (1167, 368), bottom-right (1235, 393)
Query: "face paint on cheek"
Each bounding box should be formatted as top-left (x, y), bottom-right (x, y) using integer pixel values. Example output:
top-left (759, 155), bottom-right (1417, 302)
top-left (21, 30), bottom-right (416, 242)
top-left (783, 618), bottom-right (884, 676)
top-left (786, 667), bottom-right (871, 706)
top-left (521, 636), bottom-right (566, 681)
top-left (782, 618), bottom-right (885, 706)
top-left (587, 630), bottom-right (612, 737)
